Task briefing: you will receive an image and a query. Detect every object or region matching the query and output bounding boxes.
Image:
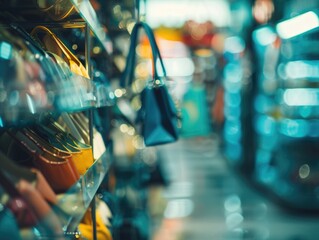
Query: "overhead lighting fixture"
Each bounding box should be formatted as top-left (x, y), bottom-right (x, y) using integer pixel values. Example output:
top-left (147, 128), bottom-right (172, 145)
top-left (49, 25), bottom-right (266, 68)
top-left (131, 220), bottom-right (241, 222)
top-left (276, 11), bottom-right (319, 39)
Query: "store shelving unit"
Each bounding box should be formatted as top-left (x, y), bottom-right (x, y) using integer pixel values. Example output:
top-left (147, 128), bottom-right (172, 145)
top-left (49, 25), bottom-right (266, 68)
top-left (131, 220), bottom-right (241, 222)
top-left (55, 147), bottom-right (113, 232)
top-left (0, 0), bottom-right (115, 239)
top-left (70, 0), bottom-right (113, 55)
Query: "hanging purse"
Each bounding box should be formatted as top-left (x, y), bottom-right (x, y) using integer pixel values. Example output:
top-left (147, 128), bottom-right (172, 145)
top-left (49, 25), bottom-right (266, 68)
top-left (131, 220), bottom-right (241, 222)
top-left (31, 25), bottom-right (90, 79)
top-left (3, 130), bottom-right (80, 193)
top-left (121, 22), bottom-right (179, 146)
top-left (141, 22), bottom-right (179, 146)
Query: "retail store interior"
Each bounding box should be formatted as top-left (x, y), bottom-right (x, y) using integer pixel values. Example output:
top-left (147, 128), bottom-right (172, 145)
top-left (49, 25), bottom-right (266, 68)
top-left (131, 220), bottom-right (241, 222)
top-left (1, 0), bottom-right (319, 239)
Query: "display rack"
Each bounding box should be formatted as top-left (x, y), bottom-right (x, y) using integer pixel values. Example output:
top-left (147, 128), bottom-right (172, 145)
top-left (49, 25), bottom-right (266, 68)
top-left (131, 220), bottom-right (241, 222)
top-left (70, 0), bottom-right (113, 55)
top-left (0, 0), bottom-right (115, 239)
top-left (55, 147), bottom-right (113, 232)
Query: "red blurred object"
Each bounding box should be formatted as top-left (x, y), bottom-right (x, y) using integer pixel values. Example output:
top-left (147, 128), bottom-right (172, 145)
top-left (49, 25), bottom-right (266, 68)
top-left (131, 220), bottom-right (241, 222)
top-left (182, 20), bottom-right (216, 48)
top-left (253, 0), bottom-right (274, 24)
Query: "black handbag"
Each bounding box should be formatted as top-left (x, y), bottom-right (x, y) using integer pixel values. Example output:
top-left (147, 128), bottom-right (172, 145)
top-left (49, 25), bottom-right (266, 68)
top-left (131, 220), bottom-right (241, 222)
top-left (121, 22), bottom-right (179, 146)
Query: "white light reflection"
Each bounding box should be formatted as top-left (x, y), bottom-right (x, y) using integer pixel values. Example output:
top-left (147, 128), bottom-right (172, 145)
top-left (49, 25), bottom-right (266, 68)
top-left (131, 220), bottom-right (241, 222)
top-left (224, 63), bottom-right (243, 83)
top-left (155, 58), bottom-right (195, 77)
top-left (9, 91), bottom-right (19, 106)
top-left (276, 11), bottom-right (319, 39)
top-left (0, 42), bottom-right (12, 60)
top-left (224, 194), bottom-right (242, 213)
top-left (224, 195), bottom-right (243, 230)
top-left (164, 181), bottom-right (193, 199)
top-left (283, 88), bottom-right (319, 106)
top-left (119, 124), bottom-right (129, 133)
top-left (299, 164), bottom-right (310, 179)
top-left (282, 61), bottom-right (319, 80)
top-left (226, 213), bottom-right (244, 229)
top-left (114, 89), bottom-right (123, 98)
top-left (253, 26), bottom-right (277, 46)
top-left (26, 94), bottom-right (36, 114)
top-left (224, 37), bottom-right (245, 54)
top-left (146, 0), bottom-right (231, 28)
top-left (116, 99), bottom-right (136, 123)
top-left (164, 199), bottom-right (194, 219)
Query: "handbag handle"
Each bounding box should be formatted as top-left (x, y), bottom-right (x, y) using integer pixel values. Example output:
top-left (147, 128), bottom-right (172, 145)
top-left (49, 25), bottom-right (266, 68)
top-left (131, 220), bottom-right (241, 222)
top-left (139, 22), bottom-right (166, 83)
top-left (31, 26), bottom-right (89, 79)
top-left (120, 23), bottom-right (139, 88)
top-left (31, 26), bottom-right (76, 64)
top-left (120, 22), bottom-right (166, 87)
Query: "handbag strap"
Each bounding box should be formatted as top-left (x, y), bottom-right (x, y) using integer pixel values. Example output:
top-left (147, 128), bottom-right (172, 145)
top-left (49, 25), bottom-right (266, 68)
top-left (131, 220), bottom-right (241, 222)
top-left (120, 23), bottom-right (139, 88)
top-left (120, 22), bottom-right (167, 87)
top-left (139, 22), bottom-right (166, 83)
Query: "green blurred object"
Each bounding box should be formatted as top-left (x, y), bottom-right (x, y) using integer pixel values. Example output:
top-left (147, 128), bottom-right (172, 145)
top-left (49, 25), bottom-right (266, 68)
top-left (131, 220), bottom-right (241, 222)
top-left (181, 84), bottom-right (211, 137)
top-left (0, 207), bottom-right (22, 240)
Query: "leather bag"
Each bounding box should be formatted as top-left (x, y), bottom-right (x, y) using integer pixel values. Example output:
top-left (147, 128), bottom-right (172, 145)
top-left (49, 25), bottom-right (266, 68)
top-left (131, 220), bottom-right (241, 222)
top-left (121, 22), bottom-right (179, 146)
top-left (4, 130), bottom-right (80, 193)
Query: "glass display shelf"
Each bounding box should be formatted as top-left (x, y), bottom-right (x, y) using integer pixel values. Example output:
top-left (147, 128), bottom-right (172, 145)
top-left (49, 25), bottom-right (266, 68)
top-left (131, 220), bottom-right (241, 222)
top-left (0, 147), bottom-right (112, 239)
top-left (53, 147), bottom-right (112, 233)
top-left (56, 74), bottom-right (96, 113)
top-left (0, 74), bottom-right (96, 128)
top-left (0, 0), bottom-right (113, 56)
top-left (70, 0), bottom-right (113, 55)
top-left (4, 147), bottom-right (113, 239)
top-left (0, 72), bottom-right (117, 127)
top-left (93, 81), bottom-right (115, 108)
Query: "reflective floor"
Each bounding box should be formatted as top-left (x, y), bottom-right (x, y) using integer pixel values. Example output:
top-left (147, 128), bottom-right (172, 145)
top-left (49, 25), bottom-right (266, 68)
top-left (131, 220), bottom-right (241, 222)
top-left (151, 136), bottom-right (319, 240)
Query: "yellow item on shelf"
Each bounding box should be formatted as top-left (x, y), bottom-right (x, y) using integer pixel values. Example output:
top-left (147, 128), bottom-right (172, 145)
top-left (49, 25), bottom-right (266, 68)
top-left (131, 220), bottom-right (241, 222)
top-left (31, 26), bottom-right (90, 79)
top-left (41, 121), bottom-right (94, 176)
top-left (79, 208), bottom-right (112, 240)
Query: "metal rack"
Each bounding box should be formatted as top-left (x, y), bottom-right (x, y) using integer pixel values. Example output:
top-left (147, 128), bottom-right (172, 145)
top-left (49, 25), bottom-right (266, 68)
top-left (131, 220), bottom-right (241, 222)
top-left (0, 0), bottom-right (114, 239)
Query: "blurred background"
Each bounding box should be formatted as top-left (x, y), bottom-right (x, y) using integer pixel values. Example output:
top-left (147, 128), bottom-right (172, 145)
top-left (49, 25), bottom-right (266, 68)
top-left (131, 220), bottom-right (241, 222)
top-left (100, 0), bottom-right (319, 239)
top-left (2, 0), bottom-right (319, 239)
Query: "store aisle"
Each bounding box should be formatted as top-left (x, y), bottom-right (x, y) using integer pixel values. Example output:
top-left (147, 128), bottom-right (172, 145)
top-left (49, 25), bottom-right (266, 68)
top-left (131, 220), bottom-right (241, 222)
top-left (151, 136), bottom-right (319, 240)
